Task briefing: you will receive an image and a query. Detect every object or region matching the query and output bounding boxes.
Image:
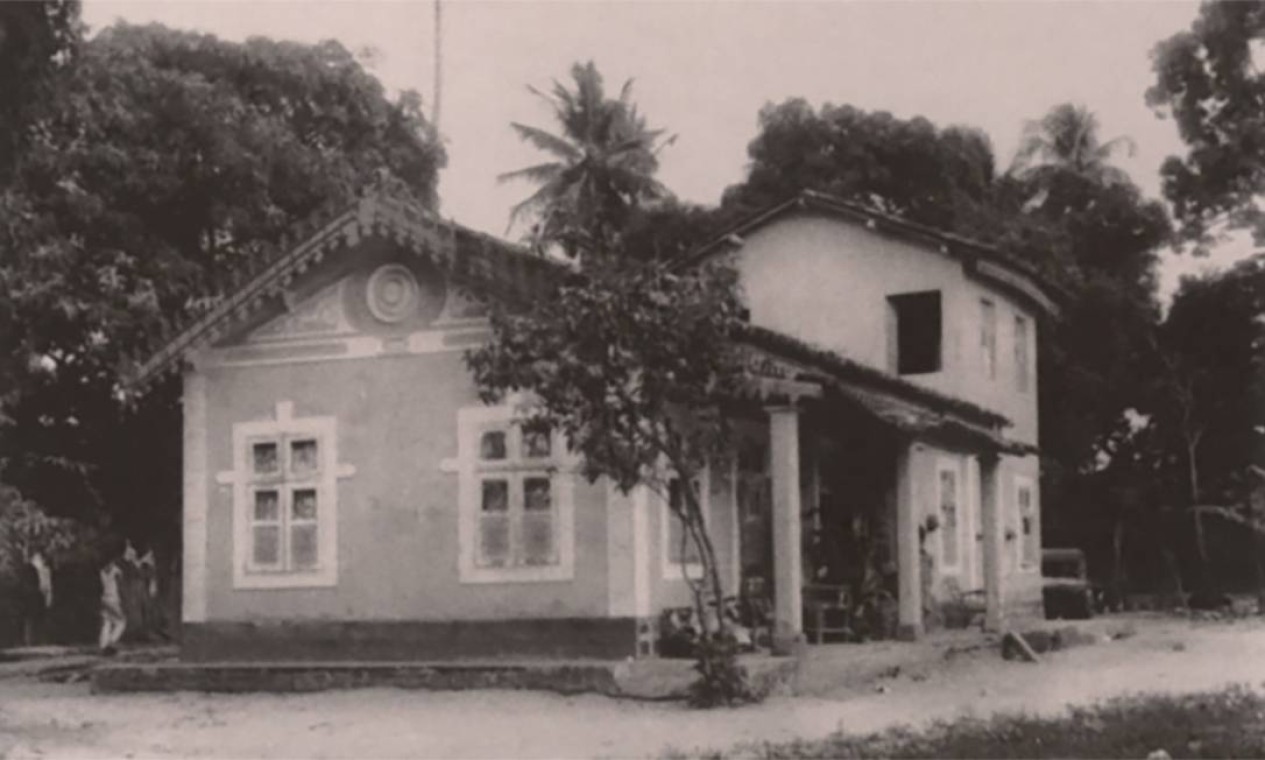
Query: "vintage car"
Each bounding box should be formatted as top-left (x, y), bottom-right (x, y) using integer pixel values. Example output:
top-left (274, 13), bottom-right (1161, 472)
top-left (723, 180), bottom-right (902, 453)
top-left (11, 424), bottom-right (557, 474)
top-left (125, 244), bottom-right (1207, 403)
top-left (1042, 548), bottom-right (1098, 620)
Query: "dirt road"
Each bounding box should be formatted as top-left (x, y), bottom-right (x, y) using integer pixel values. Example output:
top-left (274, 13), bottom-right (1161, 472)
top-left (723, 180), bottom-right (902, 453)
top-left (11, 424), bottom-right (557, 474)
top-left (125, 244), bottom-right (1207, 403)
top-left (1, 615), bottom-right (1262, 759)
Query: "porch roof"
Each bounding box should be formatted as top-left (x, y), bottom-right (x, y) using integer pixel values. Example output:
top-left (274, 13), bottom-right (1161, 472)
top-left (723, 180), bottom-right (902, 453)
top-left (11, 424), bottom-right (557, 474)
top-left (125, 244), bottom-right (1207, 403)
top-left (738, 325), bottom-right (1036, 457)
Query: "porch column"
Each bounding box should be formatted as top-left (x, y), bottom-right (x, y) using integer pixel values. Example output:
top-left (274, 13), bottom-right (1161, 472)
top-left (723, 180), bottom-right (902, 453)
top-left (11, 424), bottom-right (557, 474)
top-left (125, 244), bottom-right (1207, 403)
top-left (768, 405), bottom-right (804, 653)
top-left (895, 441), bottom-right (923, 640)
top-left (980, 454), bottom-right (1006, 632)
top-left (182, 368), bottom-right (209, 624)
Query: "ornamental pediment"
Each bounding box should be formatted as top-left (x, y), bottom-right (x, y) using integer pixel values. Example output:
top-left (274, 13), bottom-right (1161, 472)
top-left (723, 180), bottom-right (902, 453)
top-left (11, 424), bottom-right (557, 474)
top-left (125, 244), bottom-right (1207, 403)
top-left (248, 280), bottom-right (350, 343)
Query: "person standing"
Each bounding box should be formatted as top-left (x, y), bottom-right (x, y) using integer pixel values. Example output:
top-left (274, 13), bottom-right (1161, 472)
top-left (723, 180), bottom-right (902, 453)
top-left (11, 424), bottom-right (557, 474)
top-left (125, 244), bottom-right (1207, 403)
top-left (98, 555), bottom-right (126, 655)
top-left (119, 542), bottom-right (146, 641)
top-left (17, 552), bottom-right (48, 647)
top-left (136, 548), bottom-right (162, 641)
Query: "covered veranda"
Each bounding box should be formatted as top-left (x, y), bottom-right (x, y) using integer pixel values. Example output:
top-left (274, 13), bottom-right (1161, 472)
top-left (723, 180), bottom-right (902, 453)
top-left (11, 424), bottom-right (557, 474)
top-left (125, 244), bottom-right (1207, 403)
top-left (734, 329), bottom-right (1032, 652)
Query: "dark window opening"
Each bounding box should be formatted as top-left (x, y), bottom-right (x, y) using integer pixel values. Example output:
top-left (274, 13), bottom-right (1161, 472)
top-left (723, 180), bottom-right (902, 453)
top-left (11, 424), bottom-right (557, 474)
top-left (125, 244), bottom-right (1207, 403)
top-left (888, 291), bottom-right (942, 375)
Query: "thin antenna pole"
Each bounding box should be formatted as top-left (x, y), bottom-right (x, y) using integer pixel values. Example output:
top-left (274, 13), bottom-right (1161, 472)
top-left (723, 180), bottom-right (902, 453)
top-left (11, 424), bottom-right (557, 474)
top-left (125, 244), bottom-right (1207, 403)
top-left (432, 0), bottom-right (443, 131)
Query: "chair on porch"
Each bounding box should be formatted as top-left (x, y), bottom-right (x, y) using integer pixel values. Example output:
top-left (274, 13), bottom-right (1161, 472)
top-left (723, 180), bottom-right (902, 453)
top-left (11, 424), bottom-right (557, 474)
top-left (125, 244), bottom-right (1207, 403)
top-left (803, 583), bottom-right (853, 644)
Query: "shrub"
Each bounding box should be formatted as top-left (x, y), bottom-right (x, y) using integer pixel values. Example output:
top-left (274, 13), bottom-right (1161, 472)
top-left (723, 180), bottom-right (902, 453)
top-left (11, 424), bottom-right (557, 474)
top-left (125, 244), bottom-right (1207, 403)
top-left (688, 634), bottom-right (760, 708)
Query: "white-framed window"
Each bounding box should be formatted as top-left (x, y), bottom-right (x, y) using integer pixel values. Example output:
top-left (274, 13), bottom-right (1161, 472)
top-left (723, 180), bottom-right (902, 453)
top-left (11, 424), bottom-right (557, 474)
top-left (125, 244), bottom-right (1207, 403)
top-left (1015, 475), bottom-right (1038, 569)
top-left (660, 469), bottom-right (710, 581)
top-left (1014, 314), bottom-right (1031, 393)
top-left (228, 406), bottom-right (340, 589)
top-left (980, 298), bottom-right (997, 380)
top-left (452, 404), bottom-right (576, 584)
top-left (936, 459), bottom-right (962, 571)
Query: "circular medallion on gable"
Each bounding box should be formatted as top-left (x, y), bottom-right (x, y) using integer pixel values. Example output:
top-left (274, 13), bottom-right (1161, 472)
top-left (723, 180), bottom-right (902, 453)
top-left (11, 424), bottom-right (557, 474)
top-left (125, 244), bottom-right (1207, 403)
top-left (366, 264), bottom-right (420, 323)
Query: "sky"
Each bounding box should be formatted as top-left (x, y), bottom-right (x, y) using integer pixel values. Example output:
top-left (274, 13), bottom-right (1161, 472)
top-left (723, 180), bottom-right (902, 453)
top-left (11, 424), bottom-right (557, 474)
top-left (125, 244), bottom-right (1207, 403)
top-left (82, 0), bottom-right (1253, 302)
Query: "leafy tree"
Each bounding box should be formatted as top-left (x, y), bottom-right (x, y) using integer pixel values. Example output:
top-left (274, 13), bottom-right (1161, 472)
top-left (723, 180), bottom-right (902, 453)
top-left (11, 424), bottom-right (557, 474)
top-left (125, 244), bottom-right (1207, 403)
top-left (1150, 254), bottom-right (1265, 593)
top-left (500, 61), bottom-right (676, 256)
top-left (0, 23), bottom-right (444, 554)
top-left (1148, 1), bottom-right (1265, 252)
top-left (721, 99), bottom-right (997, 231)
top-left (467, 256), bottom-right (755, 705)
top-left (0, 484), bottom-right (99, 580)
top-left (0, 0), bottom-right (81, 178)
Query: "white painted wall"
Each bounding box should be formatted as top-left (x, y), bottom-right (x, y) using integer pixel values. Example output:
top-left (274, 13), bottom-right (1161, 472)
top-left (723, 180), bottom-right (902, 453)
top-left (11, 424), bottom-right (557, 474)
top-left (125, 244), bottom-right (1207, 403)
top-left (733, 214), bottom-right (1039, 445)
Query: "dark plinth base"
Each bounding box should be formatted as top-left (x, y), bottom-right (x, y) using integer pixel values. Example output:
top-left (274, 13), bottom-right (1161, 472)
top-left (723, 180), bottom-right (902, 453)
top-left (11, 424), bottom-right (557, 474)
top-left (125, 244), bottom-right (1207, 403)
top-left (180, 617), bottom-right (641, 663)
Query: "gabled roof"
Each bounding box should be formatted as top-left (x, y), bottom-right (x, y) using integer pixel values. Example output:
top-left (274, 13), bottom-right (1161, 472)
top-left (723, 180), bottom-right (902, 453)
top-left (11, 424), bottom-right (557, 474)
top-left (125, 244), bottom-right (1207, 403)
top-left (131, 191), bottom-right (1033, 455)
top-left (683, 189), bottom-right (1063, 319)
top-left (129, 192), bottom-right (557, 389)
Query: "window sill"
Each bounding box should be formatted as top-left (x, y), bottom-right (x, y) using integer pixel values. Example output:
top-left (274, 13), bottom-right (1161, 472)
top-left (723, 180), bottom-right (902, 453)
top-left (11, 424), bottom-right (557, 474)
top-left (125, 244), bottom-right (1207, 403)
top-left (233, 568), bottom-right (336, 590)
top-left (460, 564), bottom-right (573, 584)
top-left (663, 562), bottom-right (705, 582)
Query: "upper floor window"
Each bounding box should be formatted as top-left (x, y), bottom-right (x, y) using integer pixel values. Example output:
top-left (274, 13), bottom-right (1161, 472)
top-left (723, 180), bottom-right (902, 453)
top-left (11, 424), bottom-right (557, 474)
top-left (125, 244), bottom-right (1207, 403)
top-left (1014, 315), bottom-right (1030, 393)
top-left (888, 291), bottom-right (942, 376)
top-left (980, 299), bottom-right (997, 380)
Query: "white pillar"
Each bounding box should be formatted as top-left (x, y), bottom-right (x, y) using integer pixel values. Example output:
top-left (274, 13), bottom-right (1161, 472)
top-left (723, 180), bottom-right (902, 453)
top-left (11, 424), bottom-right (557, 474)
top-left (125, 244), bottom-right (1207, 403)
top-left (181, 369), bottom-right (209, 624)
top-left (768, 405), bottom-right (803, 652)
top-left (895, 442), bottom-right (923, 640)
top-left (606, 483), bottom-right (650, 619)
top-left (980, 454), bottom-right (1005, 632)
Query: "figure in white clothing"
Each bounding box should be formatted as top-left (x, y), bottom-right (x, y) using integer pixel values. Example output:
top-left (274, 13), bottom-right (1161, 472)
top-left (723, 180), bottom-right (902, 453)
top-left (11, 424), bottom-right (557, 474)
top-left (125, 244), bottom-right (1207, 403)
top-left (98, 558), bottom-right (126, 655)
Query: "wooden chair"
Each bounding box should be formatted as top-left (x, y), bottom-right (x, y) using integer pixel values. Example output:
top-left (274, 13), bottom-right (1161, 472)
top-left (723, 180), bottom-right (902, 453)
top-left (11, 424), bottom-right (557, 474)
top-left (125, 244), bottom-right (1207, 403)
top-left (803, 583), bottom-right (853, 644)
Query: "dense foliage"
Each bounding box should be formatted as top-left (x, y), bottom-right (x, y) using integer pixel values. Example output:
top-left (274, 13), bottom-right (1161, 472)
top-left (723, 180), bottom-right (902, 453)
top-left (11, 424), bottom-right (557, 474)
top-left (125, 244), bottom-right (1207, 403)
top-left (467, 256), bottom-right (748, 630)
top-left (1148, 1), bottom-right (1265, 252)
top-left (0, 0), bottom-right (81, 178)
top-left (721, 99), bottom-right (996, 232)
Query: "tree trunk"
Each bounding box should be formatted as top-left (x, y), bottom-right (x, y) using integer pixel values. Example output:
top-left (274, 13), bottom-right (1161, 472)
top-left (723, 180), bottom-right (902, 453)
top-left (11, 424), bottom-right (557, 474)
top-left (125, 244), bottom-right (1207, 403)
top-left (1187, 438), bottom-right (1209, 583)
top-left (1161, 545), bottom-right (1186, 609)
top-left (1255, 531), bottom-right (1265, 616)
top-left (1111, 514), bottom-right (1126, 607)
top-left (671, 473), bottom-right (729, 641)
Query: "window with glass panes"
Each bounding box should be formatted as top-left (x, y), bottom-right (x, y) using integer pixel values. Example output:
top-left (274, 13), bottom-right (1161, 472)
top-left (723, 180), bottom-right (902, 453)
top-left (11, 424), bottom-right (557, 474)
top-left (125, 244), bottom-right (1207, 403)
top-left (937, 463), bottom-right (961, 569)
top-left (1017, 480), bottom-right (1037, 568)
top-left (1014, 315), bottom-right (1030, 393)
top-left (665, 477), bottom-right (702, 566)
top-left (980, 299), bottom-right (997, 380)
top-left (245, 435), bottom-right (324, 573)
top-left (475, 424), bottom-right (558, 568)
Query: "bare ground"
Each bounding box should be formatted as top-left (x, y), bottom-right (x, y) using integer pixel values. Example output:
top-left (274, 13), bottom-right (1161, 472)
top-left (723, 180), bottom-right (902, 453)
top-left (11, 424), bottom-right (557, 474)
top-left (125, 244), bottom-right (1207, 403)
top-left (1, 614), bottom-right (1263, 760)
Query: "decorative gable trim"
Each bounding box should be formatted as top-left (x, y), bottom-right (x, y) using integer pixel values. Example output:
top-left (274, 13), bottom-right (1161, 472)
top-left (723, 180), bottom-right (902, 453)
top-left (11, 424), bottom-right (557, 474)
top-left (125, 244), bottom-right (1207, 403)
top-left (248, 279), bottom-right (350, 343)
top-left (130, 192), bottom-right (553, 390)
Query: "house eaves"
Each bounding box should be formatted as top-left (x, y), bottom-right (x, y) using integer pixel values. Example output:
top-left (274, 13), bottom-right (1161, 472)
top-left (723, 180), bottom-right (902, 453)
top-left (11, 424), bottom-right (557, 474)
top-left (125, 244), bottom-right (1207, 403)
top-left (684, 189), bottom-right (1064, 320)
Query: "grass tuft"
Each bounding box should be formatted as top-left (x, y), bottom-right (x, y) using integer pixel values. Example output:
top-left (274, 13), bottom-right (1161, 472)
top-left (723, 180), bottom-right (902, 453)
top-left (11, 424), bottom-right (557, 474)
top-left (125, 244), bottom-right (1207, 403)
top-left (671, 685), bottom-right (1265, 759)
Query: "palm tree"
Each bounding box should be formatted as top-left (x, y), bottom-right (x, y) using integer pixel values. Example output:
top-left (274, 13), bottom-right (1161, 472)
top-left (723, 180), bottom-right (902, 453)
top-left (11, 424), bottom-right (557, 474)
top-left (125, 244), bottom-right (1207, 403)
top-left (499, 61), bottom-right (675, 258)
top-left (1010, 103), bottom-right (1136, 185)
